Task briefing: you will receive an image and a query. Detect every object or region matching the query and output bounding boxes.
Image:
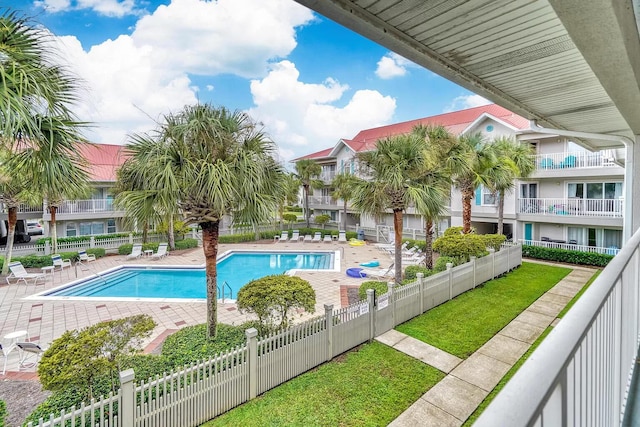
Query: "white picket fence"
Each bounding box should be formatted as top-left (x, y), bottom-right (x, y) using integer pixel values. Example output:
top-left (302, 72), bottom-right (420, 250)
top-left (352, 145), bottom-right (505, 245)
top-left (27, 244), bottom-right (522, 427)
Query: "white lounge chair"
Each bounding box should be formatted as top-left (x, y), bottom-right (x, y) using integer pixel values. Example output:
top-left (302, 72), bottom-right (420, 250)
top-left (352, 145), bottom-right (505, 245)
top-left (0, 343), bottom-right (8, 375)
top-left (312, 232), bottom-right (322, 242)
top-left (16, 342), bottom-right (44, 369)
top-left (126, 244), bottom-right (143, 260)
top-left (303, 234), bottom-right (312, 242)
top-left (323, 234), bottom-right (332, 243)
top-left (275, 231), bottom-right (288, 242)
top-left (338, 230), bottom-right (347, 243)
top-left (77, 250), bottom-right (97, 265)
top-left (151, 243), bottom-right (169, 260)
top-left (6, 262), bottom-right (46, 285)
top-left (51, 254), bottom-right (72, 276)
top-left (291, 230), bottom-right (300, 242)
top-left (360, 264), bottom-right (395, 279)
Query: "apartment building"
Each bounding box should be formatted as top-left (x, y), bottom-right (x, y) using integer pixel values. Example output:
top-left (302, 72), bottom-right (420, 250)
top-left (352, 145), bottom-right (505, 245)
top-left (295, 104), bottom-right (625, 253)
top-left (0, 143), bottom-right (129, 238)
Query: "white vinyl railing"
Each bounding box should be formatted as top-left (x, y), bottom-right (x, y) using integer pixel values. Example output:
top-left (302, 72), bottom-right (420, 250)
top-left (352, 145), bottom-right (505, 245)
top-left (476, 228), bottom-right (640, 426)
top-left (533, 150), bottom-right (617, 170)
top-left (27, 245), bottom-right (523, 427)
top-left (518, 197), bottom-right (623, 218)
top-left (310, 196), bottom-right (337, 206)
top-left (521, 239), bottom-right (620, 255)
top-left (55, 199), bottom-right (118, 214)
top-left (0, 203), bottom-right (43, 214)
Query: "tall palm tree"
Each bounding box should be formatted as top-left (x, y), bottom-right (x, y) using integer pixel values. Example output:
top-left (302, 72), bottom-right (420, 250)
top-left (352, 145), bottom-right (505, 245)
top-left (330, 173), bottom-right (358, 230)
top-left (131, 104), bottom-right (284, 338)
top-left (450, 132), bottom-right (499, 234)
top-left (277, 173), bottom-right (300, 229)
top-left (294, 159), bottom-right (322, 228)
top-left (488, 137), bottom-right (536, 235)
top-left (351, 134), bottom-right (445, 283)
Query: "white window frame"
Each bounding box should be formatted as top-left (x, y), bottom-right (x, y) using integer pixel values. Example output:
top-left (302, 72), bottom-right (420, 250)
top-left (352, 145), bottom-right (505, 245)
top-left (481, 185), bottom-right (496, 206)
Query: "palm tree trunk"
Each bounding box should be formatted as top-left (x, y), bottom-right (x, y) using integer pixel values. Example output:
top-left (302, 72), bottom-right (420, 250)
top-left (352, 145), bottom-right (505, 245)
top-left (1, 207), bottom-right (17, 275)
top-left (342, 201), bottom-right (348, 230)
top-left (424, 218), bottom-right (434, 270)
top-left (142, 221), bottom-right (148, 243)
top-left (168, 217), bottom-right (175, 250)
top-left (50, 206), bottom-right (58, 254)
top-left (393, 209), bottom-right (403, 283)
top-left (304, 184), bottom-right (310, 228)
top-left (497, 190), bottom-right (505, 235)
top-left (202, 220), bottom-right (220, 339)
top-left (462, 186), bottom-right (474, 234)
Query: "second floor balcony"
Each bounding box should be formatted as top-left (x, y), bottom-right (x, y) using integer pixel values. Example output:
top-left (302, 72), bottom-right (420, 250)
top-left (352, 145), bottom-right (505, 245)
top-left (310, 196), bottom-right (338, 206)
top-left (532, 150), bottom-right (618, 171)
top-left (518, 197), bottom-right (623, 218)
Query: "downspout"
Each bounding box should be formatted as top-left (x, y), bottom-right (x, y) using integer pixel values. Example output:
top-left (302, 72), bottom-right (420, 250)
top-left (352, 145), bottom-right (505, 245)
top-left (528, 121), bottom-right (635, 243)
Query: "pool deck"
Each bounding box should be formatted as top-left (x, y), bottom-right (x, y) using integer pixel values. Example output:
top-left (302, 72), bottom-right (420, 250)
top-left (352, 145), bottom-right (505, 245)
top-left (0, 239), bottom-right (391, 375)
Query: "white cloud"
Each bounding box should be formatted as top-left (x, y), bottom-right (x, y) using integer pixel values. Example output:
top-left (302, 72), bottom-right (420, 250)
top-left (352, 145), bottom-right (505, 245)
top-left (35, 0), bottom-right (138, 17)
top-left (375, 52), bottom-right (414, 79)
top-left (248, 61), bottom-right (396, 161)
top-left (47, 0), bottom-right (314, 145)
top-left (444, 94), bottom-right (491, 112)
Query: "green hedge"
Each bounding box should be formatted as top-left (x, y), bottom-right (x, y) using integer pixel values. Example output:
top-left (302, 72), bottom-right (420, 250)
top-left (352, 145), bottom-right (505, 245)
top-left (522, 245), bottom-right (613, 267)
top-left (0, 248), bottom-right (106, 269)
top-left (0, 399), bottom-right (5, 427)
top-left (175, 238), bottom-right (198, 250)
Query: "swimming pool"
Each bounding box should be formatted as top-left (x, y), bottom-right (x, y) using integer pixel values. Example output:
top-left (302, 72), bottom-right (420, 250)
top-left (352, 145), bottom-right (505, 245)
top-left (35, 250), bottom-right (339, 302)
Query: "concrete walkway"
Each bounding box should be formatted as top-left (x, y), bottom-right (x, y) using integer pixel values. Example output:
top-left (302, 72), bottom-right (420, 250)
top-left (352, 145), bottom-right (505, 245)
top-left (378, 262), bottom-right (596, 426)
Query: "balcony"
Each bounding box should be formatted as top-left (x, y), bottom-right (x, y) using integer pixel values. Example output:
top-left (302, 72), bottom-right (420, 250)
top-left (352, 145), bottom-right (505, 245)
top-left (533, 151), bottom-right (617, 171)
top-left (320, 171), bottom-right (336, 183)
top-left (518, 198), bottom-right (623, 218)
top-left (520, 239), bottom-right (619, 255)
top-left (0, 203), bottom-right (43, 214)
top-left (309, 196), bottom-right (337, 207)
top-left (55, 199), bottom-right (116, 214)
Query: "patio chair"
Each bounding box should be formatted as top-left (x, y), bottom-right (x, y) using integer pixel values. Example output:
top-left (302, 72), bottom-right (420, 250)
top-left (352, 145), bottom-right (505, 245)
top-left (77, 250), bottom-right (97, 264)
top-left (359, 263), bottom-right (395, 279)
top-left (6, 262), bottom-right (46, 285)
top-left (275, 231), bottom-right (288, 242)
top-left (126, 244), bottom-right (143, 260)
top-left (312, 232), bottom-right (322, 242)
top-left (338, 230), bottom-right (347, 243)
top-left (51, 254), bottom-right (72, 276)
top-left (151, 243), bottom-right (169, 260)
top-left (291, 230), bottom-right (301, 242)
top-left (16, 342), bottom-right (44, 370)
top-left (303, 234), bottom-right (312, 242)
top-left (323, 234), bottom-right (332, 243)
top-left (0, 343), bottom-right (8, 375)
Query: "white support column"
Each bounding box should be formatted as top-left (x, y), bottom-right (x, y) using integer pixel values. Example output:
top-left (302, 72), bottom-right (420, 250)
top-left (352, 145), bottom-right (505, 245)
top-left (627, 136), bottom-right (640, 242)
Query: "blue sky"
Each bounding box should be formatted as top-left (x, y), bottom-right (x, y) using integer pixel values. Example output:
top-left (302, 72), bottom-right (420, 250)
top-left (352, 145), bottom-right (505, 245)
top-left (9, 0), bottom-right (488, 161)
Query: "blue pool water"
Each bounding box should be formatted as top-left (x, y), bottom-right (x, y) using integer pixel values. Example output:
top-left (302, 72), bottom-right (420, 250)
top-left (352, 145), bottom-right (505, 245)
top-left (44, 251), bottom-right (334, 300)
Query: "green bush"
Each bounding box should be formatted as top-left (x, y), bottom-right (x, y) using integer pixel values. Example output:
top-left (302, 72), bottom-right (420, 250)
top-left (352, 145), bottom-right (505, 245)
top-left (285, 206), bottom-right (303, 212)
top-left (404, 265), bottom-right (433, 280)
top-left (433, 234), bottom-right (488, 261)
top-left (314, 214), bottom-right (331, 227)
top-left (522, 245), bottom-right (613, 267)
top-left (174, 238), bottom-right (198, 249)
top-left (25, 386), bottom-right (96, 427)
top-left (282, 213), bottom-right (298, 224)
top-left (482, 234), bottom-right (507, 251)
top-left (219, 233), bottom-right (256, 244)
top-left (434, 256), bottom-right (460, 272)
top-left (0, 248), bottom-right (106, 269)
top-left (0, 400), bottom-right (5, 427)
top-left (358, 280), bottom-right (391, 300)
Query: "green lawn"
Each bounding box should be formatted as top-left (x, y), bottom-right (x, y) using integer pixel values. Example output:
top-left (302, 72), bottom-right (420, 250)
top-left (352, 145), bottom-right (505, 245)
top-left (202, 342), bottom-right (445, 427)
top-left (395, 262), bottom-right (572, 358)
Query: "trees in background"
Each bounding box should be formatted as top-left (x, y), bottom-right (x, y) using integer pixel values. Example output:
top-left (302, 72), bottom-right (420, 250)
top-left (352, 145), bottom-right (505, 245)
top-left (293, 159), bottom-right (323, 228)
top-left (331, 173), bottom-right (358, 231)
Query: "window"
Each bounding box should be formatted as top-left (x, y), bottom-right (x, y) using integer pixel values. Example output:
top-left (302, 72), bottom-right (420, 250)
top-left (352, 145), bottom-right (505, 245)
top-left (66, 223), bottom-right (77, 237)
top-left (482, 186), bottom-right (496, 206)
top-left (568, 181), bottom-right (622, 213)
top-left (79, 222), bottom-right (105, 236)
top-left (568, 227), bottom-right (622, 249)
top-left (107, 219), bottom-right (116, 234)
top-left (520, 183), bottom-right (538, 199)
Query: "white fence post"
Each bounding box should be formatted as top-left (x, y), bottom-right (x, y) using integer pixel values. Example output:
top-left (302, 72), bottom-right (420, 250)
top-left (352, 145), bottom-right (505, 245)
top-left (129, 233), bottom-right (133, 244)
top-left (246, 328), bottom-right (258, 399)
top-left (447, 262), bottom-right (453, 300)
top-left (489, 248), bottom-right (496, 278)
top-left (387, 282), bottom-right (395, 328)
top-left (470, 256), bottom-right (477, 288)
top-left (119, 368), bottom-right (135, 427)
top-left (366, 289), bottom-right (375, 342)
top-left (90, 236), bottom-right (95, 248)
top-left (417, 273), bottom-right (424, 314)
top-left (324, 304), bottom-right (333, 361)
top-left (45, 241), bottom-right (51, 256)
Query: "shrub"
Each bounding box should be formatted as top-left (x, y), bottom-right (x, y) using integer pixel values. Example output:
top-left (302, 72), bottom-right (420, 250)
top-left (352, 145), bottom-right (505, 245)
top-left (522, 245), bottom-right (613, 267)
top-left (482, 234), bottom-right (507, 251)
top-left (218, 233), bottom-right (255, 244)
top-left (314, 214), bottom-right (331, 228)
top-left (434, 256), bottom-right (460, 272)
top-left (282, 213), bottom-right (298, 224)
top-left (404, 265), bottom-right (433, 280)
top-left (237, 275), bottom-right (316, 334)
top-left (433, 234), bottom-right (488, 261)
top-left (174, 238), bottom-right (199, 249)
top-left (358, 280), bottom-right (391, 300)
top-left (0, 400), bottom-right (5, 427)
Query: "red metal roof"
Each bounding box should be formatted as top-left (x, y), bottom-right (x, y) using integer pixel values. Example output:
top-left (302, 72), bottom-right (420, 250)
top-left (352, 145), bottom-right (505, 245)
top-left (293, 147), bottom-right (333, 161)
top-left (78, 143), bottom-right (128, 182)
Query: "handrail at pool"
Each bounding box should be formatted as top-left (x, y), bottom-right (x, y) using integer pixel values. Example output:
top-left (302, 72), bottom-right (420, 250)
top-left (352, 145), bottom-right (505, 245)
top-left (475, 227), bottom-right (640, 426)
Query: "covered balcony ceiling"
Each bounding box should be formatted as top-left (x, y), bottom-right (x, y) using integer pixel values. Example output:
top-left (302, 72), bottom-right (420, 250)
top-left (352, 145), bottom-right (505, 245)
top-left (294, 0), bottom-right (640, 151)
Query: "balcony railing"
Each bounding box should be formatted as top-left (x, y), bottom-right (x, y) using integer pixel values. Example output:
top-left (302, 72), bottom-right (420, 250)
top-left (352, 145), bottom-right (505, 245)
top-left (320, 171), bottom-right (336, 182)
top-left (476, 226), bottom-right (640, 426)
top-left (55, 199), bottom-right (117, 214)
top-left (520, 239), bottom-right (620, 255)
top-left (518, 198), bottom-right (623, 218)
top-left (533, 150), bottom-right (617, 171)
top-left (310, 196), bottom-right (337, 206)
top-left (0, 203), bottom-right (43, 214)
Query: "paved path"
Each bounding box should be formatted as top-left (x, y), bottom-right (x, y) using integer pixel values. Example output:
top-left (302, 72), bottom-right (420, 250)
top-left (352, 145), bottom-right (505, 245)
top-left (380, 262), bottom-right (596, 426)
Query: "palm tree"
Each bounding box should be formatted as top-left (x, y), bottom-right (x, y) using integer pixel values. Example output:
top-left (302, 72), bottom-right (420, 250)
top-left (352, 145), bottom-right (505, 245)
top-left (330, 173), bottom-right (358, 230)
top-left (294, 159), bottom-right (322, 228)
top-left (277, 173), bottom-right (300, 229)
top-left (450, 132), bottom-right (499, 234)
top-left (488, 137), bottom-right (536, 235)
top-left (131, 104), bottom-right (284, 338)
top-left (351, 133), bottom-right (445, 283)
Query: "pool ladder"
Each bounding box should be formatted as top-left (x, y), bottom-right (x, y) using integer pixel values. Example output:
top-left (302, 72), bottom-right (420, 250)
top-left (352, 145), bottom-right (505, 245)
top-left (217, 281), bottom-right (233, 303)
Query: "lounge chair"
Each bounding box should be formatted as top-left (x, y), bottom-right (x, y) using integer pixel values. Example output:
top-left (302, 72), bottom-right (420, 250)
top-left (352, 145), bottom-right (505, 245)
top-left (338, 230), bottom-right (347, 243)
top-left (151, 243), bottom-right (169, 260)
top-left (275, 231), bottom-right (288, 242)
top-left (6, 262), bottom-right (46, 285)
top-left (77, 250), bottom-right (97, 264)
top-left (126, 244), bottom-right (143, 260)
top-left (16, 342), bottom-right (44, 369)
top-left (303, 234), bottom-right (312, 242)
top-left (323, 234), bottom-right (332, 243)
top-left (291, 230), bottom-right (300, 242)
top-left (359, 264), bottom-right (395, 279)
top-left (0, 343), bottom-right (9, 375)
top-left (51, 254), bottom-right (72, 276)
top-left (312, 232), bottom-right (322, 242)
